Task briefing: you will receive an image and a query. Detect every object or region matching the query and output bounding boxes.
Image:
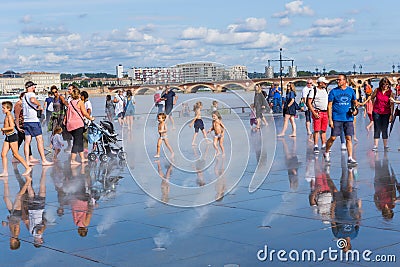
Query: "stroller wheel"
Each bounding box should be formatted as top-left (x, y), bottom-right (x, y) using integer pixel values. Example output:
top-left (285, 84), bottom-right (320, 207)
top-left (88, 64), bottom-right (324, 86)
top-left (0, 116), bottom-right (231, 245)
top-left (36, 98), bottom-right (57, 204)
top-left (100, 154), bottom-right (108, 162)
top-left (88, 153), bottom-right (97, 161)
top-left (118, 151), bottom-right (127, 160)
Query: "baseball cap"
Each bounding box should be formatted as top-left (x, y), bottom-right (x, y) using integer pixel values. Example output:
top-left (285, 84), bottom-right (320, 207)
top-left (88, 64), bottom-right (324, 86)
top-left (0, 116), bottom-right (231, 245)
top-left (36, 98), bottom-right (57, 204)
top-left (25, 81), bottom-right (37, 89)
top-left (317, 77), bottom-right (329, 84)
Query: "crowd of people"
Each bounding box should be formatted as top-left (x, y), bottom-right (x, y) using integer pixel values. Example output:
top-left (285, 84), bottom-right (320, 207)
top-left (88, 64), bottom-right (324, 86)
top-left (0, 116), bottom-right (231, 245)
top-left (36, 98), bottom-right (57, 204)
top-left (258, 74), bottom-right (400, 167)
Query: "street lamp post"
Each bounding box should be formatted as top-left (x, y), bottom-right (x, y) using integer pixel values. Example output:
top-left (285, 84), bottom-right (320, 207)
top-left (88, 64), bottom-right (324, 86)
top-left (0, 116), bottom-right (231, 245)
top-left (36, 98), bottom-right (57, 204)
top-left (359, 64), bottom-right (362, 74)
top-left (279, 48), bottom-right (283, 92)
top-left (353, 64), bottom-right (356, 75)
top-left (323, 66), bottom-right (326, 76)
top-left (398, 64), bottom-right (400, 73)
top-left (392, 64), bottom-right (396, 73)
top-left (315, 68), bottom-right (319, 76)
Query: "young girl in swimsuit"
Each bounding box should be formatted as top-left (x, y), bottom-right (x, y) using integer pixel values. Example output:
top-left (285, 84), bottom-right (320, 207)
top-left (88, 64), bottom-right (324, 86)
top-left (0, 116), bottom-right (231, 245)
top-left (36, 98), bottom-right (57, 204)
top-left (207, 111), bottom-right (225, 156)
top-left (154, 113), bottom-right (174, 158)
top-left (0, 101), bottom-right (31, 176)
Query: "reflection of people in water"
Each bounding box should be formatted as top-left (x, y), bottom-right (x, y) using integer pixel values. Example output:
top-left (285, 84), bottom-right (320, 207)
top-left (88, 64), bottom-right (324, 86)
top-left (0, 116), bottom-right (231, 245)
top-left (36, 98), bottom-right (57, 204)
top-left (331, 155), bottom-right (362, 252)
top-left (50, 161), bottom-right (68, 217)
top-left (373, 152), bottom-right (400, 220)
top-left (214, 156), bottom-right (226, 202)
top-left (309, 158), bottom-right (334, 224)
top-left (26, 167), bottom-right (50, 247)
top-left (70, 164), bottom-right (95, 237)
top-left (304, 145), bottom-right (316, 188)
top-left (250, 127), bottom-right (262, 162)
top-left (1, 175), bottom-right (31, 250)
top-left (281, 138), bottom-right (299, 191)
top-left (192, 144), bottom-right (211, 187)
top-left (156, 160), bottom-right (173, 203)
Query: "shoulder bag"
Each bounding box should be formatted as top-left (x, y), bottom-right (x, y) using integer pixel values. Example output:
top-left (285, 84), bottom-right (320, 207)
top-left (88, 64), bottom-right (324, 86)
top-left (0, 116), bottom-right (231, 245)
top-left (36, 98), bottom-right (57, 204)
top-left (70, 100), bottom-right (88, 132)
top-left (24, 95), bottom-right (42, 118)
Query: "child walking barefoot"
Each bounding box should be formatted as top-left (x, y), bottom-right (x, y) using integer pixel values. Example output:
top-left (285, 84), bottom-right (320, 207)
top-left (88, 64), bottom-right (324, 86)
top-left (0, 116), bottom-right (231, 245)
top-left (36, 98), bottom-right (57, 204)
top-left (50, 126), bottom-right (64, 161)
top-left (154, 113), bottom-right (174, 158)
top-left (207, 111), bottom-right (225, 156)
top-left (0, 101), bottom-right (32, 176)
top-left (189, 101), bottom-right (208, 146)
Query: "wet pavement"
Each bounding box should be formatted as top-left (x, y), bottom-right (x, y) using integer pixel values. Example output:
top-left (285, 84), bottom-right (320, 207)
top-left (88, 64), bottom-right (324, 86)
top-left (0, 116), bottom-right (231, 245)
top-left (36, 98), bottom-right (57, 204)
top-left (0, 104), bottom-right (399, 266)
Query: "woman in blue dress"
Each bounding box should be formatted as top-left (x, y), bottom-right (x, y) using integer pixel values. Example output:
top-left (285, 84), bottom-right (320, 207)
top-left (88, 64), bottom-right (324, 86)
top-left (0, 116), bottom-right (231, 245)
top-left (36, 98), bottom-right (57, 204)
top-left (277, 82), bottom-right (297, 137)
top-left (123, 90), bottom-right (135, 131)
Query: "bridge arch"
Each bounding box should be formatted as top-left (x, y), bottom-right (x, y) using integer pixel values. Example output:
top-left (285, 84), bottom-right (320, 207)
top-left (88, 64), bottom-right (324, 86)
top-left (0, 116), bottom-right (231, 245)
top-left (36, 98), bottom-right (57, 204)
top-left (134, 87), bottom-right (156, 95)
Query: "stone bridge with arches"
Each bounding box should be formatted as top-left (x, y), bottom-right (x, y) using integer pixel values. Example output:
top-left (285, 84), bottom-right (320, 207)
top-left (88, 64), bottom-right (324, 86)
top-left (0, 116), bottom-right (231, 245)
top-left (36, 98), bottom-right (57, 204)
top-left (109, 73), bottom-right (400, 95)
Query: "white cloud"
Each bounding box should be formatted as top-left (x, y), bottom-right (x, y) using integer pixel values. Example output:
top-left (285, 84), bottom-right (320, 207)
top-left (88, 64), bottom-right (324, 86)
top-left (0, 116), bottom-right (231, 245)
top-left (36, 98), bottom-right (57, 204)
top-left (13, 35), bottom-right (53, 46)
top-left (43, 52), bottom-right (69, 63)
top-left (204, 29), bottom-right (256, 45)
top-left (20, 15), bottom-right (32, 24)
top-left (22, 25), bottom-right (69, 35)
top-left (279, 17), bottom-right (291, 26)
top-left (273, 0), bottom-right (314, 18)
top-left (229, 17), bottom-right (267, 32)
top-left (243, 32), bottom-right (290, 49)
top-left (180, 21), bottom-right (289, 50)
top-left (181, 27), bottom-right (208, 40)
top-left (110, 27), bottom-right (165, 45)
top-left (293, 18), bottom-right (355, 37)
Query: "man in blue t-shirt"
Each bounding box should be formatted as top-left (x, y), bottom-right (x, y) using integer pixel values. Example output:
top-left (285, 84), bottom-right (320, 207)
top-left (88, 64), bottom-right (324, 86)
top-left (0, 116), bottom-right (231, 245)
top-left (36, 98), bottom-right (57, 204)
top-left (161, 85), bottom-right (178, 129)
top-left (324, 74), bottom-right (358, 165)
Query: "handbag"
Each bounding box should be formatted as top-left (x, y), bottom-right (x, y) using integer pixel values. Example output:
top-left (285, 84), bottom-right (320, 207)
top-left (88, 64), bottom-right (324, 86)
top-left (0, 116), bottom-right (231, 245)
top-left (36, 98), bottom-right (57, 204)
top-left (24, 95), bottom-right (42, 118)
top-left (70, 100), bottom-right (88, 132)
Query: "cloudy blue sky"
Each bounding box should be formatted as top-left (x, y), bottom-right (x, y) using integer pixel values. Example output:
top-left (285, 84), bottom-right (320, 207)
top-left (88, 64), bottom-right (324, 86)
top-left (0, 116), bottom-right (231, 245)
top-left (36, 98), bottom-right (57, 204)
top-left (1, 0), bottom-right (398, 74)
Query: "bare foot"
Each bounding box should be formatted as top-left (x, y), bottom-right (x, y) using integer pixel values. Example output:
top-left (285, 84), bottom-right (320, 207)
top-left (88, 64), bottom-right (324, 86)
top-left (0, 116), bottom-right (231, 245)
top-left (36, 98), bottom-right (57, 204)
top-left (0, 172), bottom-right (8, 177)
top-left (289, 134), bottom-right (296, 137)
top-left (30, 157), bottom-right (40, 163)
top-left (353, 137), bottom-right (358, 142)
top-left (42, 161), bottom-right (54, 166)
top-left (70, 161), bottom-right (81, 165)
top-left (277, 134), bottom-right (284, 137)
top-left (192, 143), bottom-right (197, 146)
top-left (28, 161), bottom-right (39, 166)
top-left (154, 154), bottom-right (160, 158)
top-left (81, 159), bottom-right (88, 163)
top-left (22, 167), bottom-right (32, 176)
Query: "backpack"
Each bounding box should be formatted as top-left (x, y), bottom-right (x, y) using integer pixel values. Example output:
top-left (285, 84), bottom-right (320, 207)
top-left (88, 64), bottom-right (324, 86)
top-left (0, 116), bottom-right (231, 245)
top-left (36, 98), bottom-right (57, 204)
top-left (306, 86), bottom-right (328, 107)
top-left (154, 93), bottom-right (161, 103)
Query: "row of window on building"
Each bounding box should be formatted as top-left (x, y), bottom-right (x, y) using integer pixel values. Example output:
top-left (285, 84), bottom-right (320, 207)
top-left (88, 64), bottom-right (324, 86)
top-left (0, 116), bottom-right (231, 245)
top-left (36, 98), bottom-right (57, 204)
top-left (0, 71), bottom-right (61, 94)
top-left (117, 62), bottom-right (249, 84)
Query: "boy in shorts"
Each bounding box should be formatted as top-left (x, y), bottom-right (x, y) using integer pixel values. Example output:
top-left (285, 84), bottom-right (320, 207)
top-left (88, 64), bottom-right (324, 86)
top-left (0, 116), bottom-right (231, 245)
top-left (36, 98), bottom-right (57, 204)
top-left (0, 101), bottom-right (31, 176)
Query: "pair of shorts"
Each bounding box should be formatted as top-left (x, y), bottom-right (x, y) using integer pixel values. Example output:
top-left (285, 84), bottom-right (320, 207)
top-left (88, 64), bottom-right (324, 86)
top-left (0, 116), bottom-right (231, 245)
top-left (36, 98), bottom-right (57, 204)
top-left (305, 110), bottom-right (312, 122)
top-left (24, 122), bottom-right (42, 137)
top-left (312, 111), bottom-right (328, 132)
top-left (250, 118), bottom-right (257, 126)
top-left (165, 105), bottom-right (173, 115)
top-left (117, 112), bottom-right (124, 118)
top-left (5, 132), bottom-right (18, 143)
top-left (28, 196), bottom-right (46, 210)
top-left (331, 121), bottom-right (354, 137)
top-left (194, 119), bottom-right (204, 133)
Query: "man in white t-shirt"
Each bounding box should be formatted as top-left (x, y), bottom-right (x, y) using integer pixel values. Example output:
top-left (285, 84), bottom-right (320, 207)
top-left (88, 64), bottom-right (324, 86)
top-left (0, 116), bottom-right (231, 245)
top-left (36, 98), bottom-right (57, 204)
top-left (22, 81), bottom-right (53, 166)
top-left (307, 77), bottom-right (329, 154)
top-left (302, 79), bottom-right (314, 139)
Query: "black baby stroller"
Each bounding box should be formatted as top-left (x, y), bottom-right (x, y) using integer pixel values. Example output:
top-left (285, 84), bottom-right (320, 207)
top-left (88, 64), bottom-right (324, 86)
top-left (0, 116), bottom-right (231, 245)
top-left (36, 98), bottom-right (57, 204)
top-left (87, 120), bottom-right (127, 162)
